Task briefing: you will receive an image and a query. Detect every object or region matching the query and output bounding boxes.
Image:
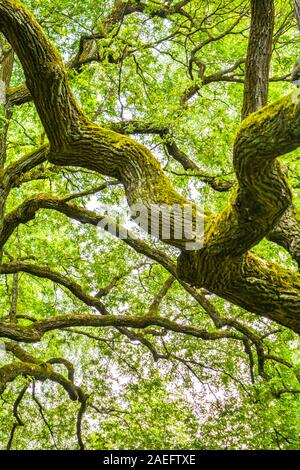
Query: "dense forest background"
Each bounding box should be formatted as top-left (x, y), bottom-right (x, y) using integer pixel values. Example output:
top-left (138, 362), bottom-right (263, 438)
top-left (0, 0), bottom-right (299, 449)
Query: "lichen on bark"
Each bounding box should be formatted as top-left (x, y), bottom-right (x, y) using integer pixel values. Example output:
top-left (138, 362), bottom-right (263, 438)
top-left (0, 0), bottom-right (300, 334)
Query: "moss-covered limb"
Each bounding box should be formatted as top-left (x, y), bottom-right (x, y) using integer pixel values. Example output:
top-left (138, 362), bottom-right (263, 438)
top-left (225, 253), bottom-right (300, 333)
top-left (3, 192), bottom-right (300, 335)
top-left (149, 276), bottom-right (175, 315)
top-left (178, 250), bottom-right (300, 333)
top-left (0, 361), bottom-right (82, 400)
top-left (0, 195), bottom-right (176, 357)
top-left (109, 120), bottom-right (234, 192)
top-left (6, 83), bottom-right (31, 107)
top-left (267, 206), bottom-right (300, 269)
top-left (46, 358), bottom-right (75, 382)
top-left (4, 341), bottom-right (75, 381)
top-left (236, 91), bottom-right (300, 161)
top-left (67, 0), bottom-right (146, 71)
top-left (32, 314), bottom-right (243, 342)
top-left (238, 0), bottom-right (300, 272)
top-left (0, 0), bottom-right (86, 150)
top-left (0, 312), bottom-right (242, 343)
top-left (4, 341), bottom-right (40, 364)
top-left (2, 0), bottom-right (191, 108)
top-left (0, 193), bottom-right (177, 275)
top-left (204, 95), bottom-right (298, 259)
top-left (2, 145), bottom-right (48, 191)
top-left (1, 261), bottom-right (108, 315)
top-left (0, 2), bottom-right (195, 248)
top-left (48, 125), bottom-right (193, 247)
top-left (0, 41), bottom-right (13, 169)
top-left (0, 322), bottom-right (40, 342)
top-left (0, 260), bottom-right (234, 359)
top-left (73, 119), bottom-right (231, 193)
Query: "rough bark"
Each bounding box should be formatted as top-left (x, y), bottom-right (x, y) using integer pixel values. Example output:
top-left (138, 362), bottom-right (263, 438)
top-left (294, 0), bottom-right (300, 29)
top-left (240, 0), bottom-right (300, 269)
top-left (0, 1), bottom-right (300, 333)
top-left (0, 312), bottom-right (240, 343)
top-left (268, 206), bottom-right (300, 267)
top-left (241, 0), bottom-right (274, 119)
top-left (0, 42), bottom-right (13, 167)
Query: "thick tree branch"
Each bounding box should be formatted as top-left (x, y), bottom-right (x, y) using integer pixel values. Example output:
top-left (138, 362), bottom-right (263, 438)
top-left (241, 0), bottom-right (274, 119)
top-left (5, 0), bottom-right (192, 106)
top-left (110, 120), bottom-right (234, 191)
top-left (178, 248), bottom-right (300, 333)
top-left (1, 261), bottom-right (108, 315)
top-left (0, 193), bottom-right (177, 274)
top-left (4, 341), bottom-right (76, 385)
top-left (2, 145), bottom-right (49, 191)
top-left (0, 0), bottom-right (85, 149)
top-left (0, 313), bottom-right (241, 343)
top-left (1, 1), bottom-right (300, 332)
top-left (240, 0), bottom-right (300, 267)
top-left (3, 190), bottom-right (300, 333)
top-left (0, 361), bottom-right (82, 400)
top-left (205, 90), bottom-right (300, 260)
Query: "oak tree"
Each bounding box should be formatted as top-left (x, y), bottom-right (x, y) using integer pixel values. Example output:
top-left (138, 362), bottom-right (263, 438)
top-left (0, 0), bottom-right (299, 449)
